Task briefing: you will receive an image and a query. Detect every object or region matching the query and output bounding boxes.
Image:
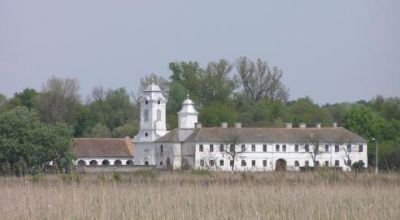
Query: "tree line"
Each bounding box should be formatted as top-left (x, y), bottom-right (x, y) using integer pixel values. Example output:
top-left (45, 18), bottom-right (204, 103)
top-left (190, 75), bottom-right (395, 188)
top-left (0, 57), bottom-right (399, 174)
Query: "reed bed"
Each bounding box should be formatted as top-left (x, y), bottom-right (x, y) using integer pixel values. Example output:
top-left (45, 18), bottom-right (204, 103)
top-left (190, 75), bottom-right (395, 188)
top-left (0, 171), bottom-right (399, 220)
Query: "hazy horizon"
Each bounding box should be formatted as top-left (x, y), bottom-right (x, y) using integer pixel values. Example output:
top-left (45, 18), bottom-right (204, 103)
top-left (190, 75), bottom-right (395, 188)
top-left (1, 0), bottom-right (399, 104)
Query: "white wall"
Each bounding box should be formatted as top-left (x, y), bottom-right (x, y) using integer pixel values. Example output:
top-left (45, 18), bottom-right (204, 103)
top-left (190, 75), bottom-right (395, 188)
top-left (74, 157), bottom-right (134, 166)
top-left (193, 142), bottom-right (368, 172)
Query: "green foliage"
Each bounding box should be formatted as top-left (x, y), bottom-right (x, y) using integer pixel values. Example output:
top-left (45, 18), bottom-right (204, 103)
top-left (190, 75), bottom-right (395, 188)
top-left (199, 102), bottom-right (238, 127)
top-left (0, 107), bottom-right (74, 175)
top-left (84, 123), bottom-right (112, 138)
top-left (61, 173), bottom-right (81, 183)
top-left (7, 88), bottom-right (38, 110)
top-left (191, 169), bottom-right (212, 176)
top-left (112, 172), bottom-right (122, 182)
top-left (344, 106), bottom-right (377, 139)
top-left (290, 97), bottom-right (333, 126)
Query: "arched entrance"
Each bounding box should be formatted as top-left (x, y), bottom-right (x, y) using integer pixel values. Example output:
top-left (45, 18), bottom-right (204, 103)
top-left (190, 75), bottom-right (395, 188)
top-left (77, 160), bottom-right (86, 166)
top-left (166, 157), bottom-right (172, 170)
top-left (275, 159), bottom-right (287, 171)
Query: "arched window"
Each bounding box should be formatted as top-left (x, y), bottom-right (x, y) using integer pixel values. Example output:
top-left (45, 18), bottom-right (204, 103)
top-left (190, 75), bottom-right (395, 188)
top-left (145, 132), bottom-right (148, 137)
top-left (126, 160), bottom-right (134, 165)
top-left (90, 160), bottom-right (98, 166)
top-left (102, 160), bottom-right (110, 166)
top-left (77, 160), bottom-right (86, 166)
top-left (114, 160), bottom-right (122, 166)
top-left (144, 109), bottom-right (149, 121)
top-left (158, 100), bottom-right (161, 104)
top-left (145, 100), bottom-right (149, 105)
top-left (157, 109), bottom-right (161, 120)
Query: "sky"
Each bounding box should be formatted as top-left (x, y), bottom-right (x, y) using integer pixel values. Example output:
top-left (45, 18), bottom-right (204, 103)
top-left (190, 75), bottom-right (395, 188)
top-left (0, 0), bottom-right (399, 104)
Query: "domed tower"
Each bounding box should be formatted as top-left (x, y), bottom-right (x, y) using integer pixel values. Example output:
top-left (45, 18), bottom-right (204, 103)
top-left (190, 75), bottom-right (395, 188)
top-left (178, 95), bottom-right (198, 129)
top-left (134, 83), bottom-right (167, 142)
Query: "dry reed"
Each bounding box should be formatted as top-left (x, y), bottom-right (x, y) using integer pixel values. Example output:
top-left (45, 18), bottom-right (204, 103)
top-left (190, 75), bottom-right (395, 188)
top-left (0, 171), bottom-right (399, 220)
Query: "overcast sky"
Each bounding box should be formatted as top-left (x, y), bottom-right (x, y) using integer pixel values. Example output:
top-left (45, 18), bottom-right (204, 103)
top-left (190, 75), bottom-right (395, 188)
top-left (0, 0), bottom-right (399, 104)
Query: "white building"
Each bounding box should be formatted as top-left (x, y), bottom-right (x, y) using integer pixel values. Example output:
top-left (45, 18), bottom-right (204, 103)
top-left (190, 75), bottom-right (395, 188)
top-left (72, 83), bottom-right (368, 172)
top-left (137, 84), bottom-right (368, 171)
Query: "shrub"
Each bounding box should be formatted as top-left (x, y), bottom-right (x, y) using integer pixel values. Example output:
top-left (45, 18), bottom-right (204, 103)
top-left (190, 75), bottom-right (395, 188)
top-left (112, 172), bottom-right (122, 182)
top-left (191, 169), bottom-right (212, 177)
top-left (31, 172), bottom-right (44, 183)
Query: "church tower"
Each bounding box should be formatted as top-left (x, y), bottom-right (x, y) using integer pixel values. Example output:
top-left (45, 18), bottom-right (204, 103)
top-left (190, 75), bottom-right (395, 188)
top-left (134, 83), bottom-right (167, 142)
top-left (178, 95), bottom-right (198, 129)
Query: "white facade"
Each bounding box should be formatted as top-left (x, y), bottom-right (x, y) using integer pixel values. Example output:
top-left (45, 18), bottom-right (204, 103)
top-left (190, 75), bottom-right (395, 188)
top-left (193, 142), bottom-right (367, 172)
top-left (178, 96), bottom-right (198, 129)
top-left (133, 84), bottom-right (169, 165)
top-left (74, 157), bottom-right (134, 166)
top-left (134, 84), bottom-right (368, 172)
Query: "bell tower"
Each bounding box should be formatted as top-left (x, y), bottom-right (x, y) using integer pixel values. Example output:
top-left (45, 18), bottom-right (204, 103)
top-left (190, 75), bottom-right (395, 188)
top-left (178, 95), bottom-right (198, 129)
top-left (134, 83), bottom-right (167, 142)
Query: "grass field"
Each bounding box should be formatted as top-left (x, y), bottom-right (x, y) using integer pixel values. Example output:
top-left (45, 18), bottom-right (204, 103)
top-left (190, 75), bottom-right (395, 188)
top-left (0, 171), bottom-right (399, 220)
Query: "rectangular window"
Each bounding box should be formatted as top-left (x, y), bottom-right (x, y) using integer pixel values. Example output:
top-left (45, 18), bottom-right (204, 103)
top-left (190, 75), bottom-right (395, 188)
top-left (160, 145), bottom-right (163, 153)
top-left (335, 160), bottom-right (339, 167)
top-left (325, 161), bottom-right (329, 167)
top-left (210, 144), bottom-right (214, 152)
top-left (325, 145), bottom-right (329, 153)
top-left (199, 144), bottom-right (203, 152)
top-left (219, 144), bottom-right (224, 152)
top-left (263, 160), bottom-right (267, 167)
top-left (263, 144), bottom-right (267, 152)
top-left (220, 160), bottom-right (224, 166)
top-left (241, 144), bottom-right (246, 152)
top-left (230, 144), bottom-right (235, 152)
top-left (347, 159), bottom-right (352, 166)
top-left (305, 145), bottom-right (309, 152)
top-left (315, 145), bottom-right (319, 153)
top-left (314, 161), bottom-right (320, 167)
top-left (295, 145), bottom-right (299, 152)
top-left (276, 145), bottom-right (280, 152)
top-left (359, 145), bottom-right (363, 152)
top-left (241, 160), bottom-right (246, 167)
top-left (282, 145), bottom-right (286, 152)
top-left (252, 144), bottom-right (256, 152)
top-left (305, 161), bottom-right (309, 167)
top-left (252, 160), bottom-right (256, 167)
top-left (200, 160), bottom-right (204, 166)
top-left (347, 144), bottom-right (352, 152)
top-left (295, 161), bottom-right (299, 167)
top-left (335, 145), bottom-right (339, 152)
top-left (230, 160), bottom-right (234, 167)
top-left (210, 160), bottom-right (215, 166)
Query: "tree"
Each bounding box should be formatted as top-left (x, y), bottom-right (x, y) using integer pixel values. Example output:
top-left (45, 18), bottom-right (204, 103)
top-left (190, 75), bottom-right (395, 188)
top-left (83, 123), bottom-right (112, 138)
top-left (138, 73), bottom-right (169, 98)
top-left (8, 88), bottom-right (38, 109)
top-left (112, 120), bottom-right (138, 138)
top-left (306, 133), bottom-right (323, 169)
top-left (344, 106), bottom-right (377, 139)
top-left (34, 76), bottom-right (81, 124)
top-left (0, 107), bottom-right (73, 175)
top-left (169, 61), bottom-right (203, 104)
top-left (200, 59), bottom-right (237, 104)
top-left (89, 87), bottom-right (138, 132)
top-left (235, 57), bottom-right (289, 102)
top-left (290, 97), bottom-right (333, 126)
top-left (0, 93), bottom-right (6, 110)
top-left (220, 129), bottom-right (243, 172)
top-left (199, 102), bottom-right (238, 127)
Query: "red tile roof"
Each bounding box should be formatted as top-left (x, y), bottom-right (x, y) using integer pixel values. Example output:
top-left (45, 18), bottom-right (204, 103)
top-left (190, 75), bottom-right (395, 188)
top-left (71, 137), bottom-right (133, 157)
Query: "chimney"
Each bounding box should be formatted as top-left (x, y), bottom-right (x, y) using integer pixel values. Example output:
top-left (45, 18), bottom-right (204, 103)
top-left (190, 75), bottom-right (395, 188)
top-left (316, 123), bottom-right (321, 129)
top-left (333, 122), bottom-right (337, 128)
top-left (286, 123), bottom-right (292, 129)
top-left (234, 122), bottom-right (242, 128)
top-left (221, 122), bottom-right (228, 128)
top-left (195, 123), bottom-right (202, 128)
top-left (299, 123), bottom-right (306, 129)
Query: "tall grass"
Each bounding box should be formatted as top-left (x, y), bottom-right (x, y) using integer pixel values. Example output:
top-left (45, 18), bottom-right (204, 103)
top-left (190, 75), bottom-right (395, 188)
top-left (0, 171), bottom-right (399, 219)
